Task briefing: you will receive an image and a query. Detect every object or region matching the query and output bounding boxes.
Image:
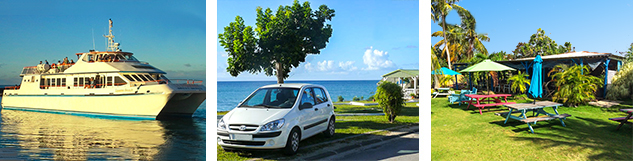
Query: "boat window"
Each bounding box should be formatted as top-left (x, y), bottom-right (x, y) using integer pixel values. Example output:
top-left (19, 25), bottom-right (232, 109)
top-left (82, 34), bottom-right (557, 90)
top-left (136, 74), bottom-right (148, 81)
top-left (131, 74), bottom-right (143, 82)
top-left (106, 76), bottom-right (113, 86)
top-left (123, 74), bottom-right (135, 82)
top-left (61, 78), bottom-right (66, 86)
top-left (114, 76), bottom-right (126, 86)
top-left (143, 74), bottom-right (155, 81)
top-left (40, 78), bottom-right (46, 89)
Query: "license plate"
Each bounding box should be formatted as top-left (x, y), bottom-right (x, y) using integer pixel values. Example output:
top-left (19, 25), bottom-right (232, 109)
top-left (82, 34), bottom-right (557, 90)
top-left (230, 134), bottom-right (252, 141)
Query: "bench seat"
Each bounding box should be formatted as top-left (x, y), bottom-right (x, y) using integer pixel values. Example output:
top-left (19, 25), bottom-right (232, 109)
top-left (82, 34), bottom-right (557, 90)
top-left (521, 114), bottom-right (571, 123)
top-left (495, 110), bottom-right (521, 116)
top-left (609, 117), bottom-right (633, 122)
top-left (473, 102), bottom-right (516, 108)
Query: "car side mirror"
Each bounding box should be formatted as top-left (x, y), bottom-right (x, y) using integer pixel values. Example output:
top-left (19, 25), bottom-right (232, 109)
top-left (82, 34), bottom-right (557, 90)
top-left (299, 103), bottom-right (313, 110)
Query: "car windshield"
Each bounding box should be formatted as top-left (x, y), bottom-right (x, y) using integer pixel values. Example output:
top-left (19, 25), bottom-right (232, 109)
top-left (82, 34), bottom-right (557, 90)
top-left (239, 87), bottom-right (299, 109)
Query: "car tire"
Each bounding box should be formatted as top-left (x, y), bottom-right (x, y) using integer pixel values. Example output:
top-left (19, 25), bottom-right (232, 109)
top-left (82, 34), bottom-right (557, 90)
top-left (283, 127), bottom-right (301, 155)
top-left (323, 116), bottom-right (335, 137)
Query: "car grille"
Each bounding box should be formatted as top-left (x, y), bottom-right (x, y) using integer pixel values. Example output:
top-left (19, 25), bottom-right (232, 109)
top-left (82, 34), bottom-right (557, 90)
top-left (223, 140), bottom-right (266, 146)
top-left (228, 124), bottom-right (259, 131)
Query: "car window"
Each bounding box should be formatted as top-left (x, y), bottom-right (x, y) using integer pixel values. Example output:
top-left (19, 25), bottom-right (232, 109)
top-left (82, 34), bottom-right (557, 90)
top-left (243, 89), bottom-right (267, 107)
top-left (313, 87), bottom-right (328, 104)
top-left (300, 88), bottom-right (315, 107)
top-left (241, 88), bottom-right (299, 108)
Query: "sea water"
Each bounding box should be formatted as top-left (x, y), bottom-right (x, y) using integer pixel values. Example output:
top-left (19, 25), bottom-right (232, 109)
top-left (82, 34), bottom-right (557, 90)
top-left (0, 99), bottom-right (206, 160)
top-left (217, 80), bottom-right (380, 111)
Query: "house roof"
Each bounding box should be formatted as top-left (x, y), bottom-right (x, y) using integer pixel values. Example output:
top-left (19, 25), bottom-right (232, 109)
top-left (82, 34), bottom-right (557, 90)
top-left (511, 51), bottom-right (624, 61)
top-left (382, 69), bottom-right (419, 78)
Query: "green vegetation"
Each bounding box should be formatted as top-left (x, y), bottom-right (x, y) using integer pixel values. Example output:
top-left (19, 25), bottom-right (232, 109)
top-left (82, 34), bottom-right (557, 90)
top-left (218, 0), bottom-right (335, 83)
top-left (508, 71), bottom-right (530, 94)
top-left (337, 95), bottom-right (344, 102)
top-left (432, 97), bottom-right (632, 160)
top-left (607, 61), bottom-right (633, 100)
top-left (512, 28), bottom-right (573, 59)
top-left (217, 103), bottom-right (419, 160)
top-left (374, 81), bottom-right (405, 123)
top-left (353, 96), bottom-right (360, 101)
top-left (548, 64), bottom-right (603, 107)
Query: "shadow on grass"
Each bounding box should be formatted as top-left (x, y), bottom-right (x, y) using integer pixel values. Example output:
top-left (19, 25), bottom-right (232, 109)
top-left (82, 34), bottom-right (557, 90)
top-left (490, 116), bottom-right (632, 160)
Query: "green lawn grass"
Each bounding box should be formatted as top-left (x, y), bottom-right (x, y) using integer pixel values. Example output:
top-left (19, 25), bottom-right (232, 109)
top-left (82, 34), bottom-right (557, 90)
top-left (217, 102), bottom-right (419, 160)
top-left (432, 97), bottom-right (633, 160)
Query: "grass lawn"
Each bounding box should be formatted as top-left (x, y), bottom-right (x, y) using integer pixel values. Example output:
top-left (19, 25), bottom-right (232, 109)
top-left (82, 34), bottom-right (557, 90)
top-left (432, 97), bottom-right (633, 160)
top-left (217, 102), bottom-right (419, 161)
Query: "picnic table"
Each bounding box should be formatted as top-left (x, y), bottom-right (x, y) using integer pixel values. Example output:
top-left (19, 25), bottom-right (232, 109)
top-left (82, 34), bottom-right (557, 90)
top-left (464, 94), bottom-right (516, 115)
top-left (502, 101), bottom-right (570, 134)
top-left (609, 108), bottom-right (633, 130)
top-left (432, 88), bottom-right (451, 98)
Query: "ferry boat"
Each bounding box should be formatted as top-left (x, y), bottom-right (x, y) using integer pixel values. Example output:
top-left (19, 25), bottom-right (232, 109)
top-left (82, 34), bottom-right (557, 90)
top-left (0, 19), bottom-right (206, 120)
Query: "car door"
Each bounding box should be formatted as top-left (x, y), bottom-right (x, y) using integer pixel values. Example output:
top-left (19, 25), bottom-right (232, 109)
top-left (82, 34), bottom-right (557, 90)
top-left (312, 87), bottom-right (331, 131)
top-left (298, 87), bottom-right (319, 138)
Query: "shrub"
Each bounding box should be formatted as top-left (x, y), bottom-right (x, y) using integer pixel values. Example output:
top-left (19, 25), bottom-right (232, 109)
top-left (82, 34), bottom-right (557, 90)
top-left (508, 71), bottom-right (530, 94)
top-left (352, 96), bottom-right (360, 101)
top-left (374, 81), bottom-right (405, 123)
top-left (337, 96), bottom-right (344, 102)
top-left (607, 61), bottom-right (633, 100)
top-left (549, 64), bottom-right (603, 107)
top-left (366, 95), bottom-right (374, 101)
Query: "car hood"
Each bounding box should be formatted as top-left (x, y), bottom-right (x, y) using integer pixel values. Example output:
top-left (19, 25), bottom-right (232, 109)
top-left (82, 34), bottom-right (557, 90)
top-left (223, 108), bottom-right (290, 125)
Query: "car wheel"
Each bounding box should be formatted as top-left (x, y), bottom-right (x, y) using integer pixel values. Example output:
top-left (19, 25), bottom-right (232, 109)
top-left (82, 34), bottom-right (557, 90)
top-left (323, 116), bottom-right (335, 137)
top-left (283, 127), bottom-right (301, 155)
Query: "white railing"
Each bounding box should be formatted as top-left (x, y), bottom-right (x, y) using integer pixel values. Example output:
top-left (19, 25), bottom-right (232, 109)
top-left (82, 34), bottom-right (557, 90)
top-left (169, 79), bottom-right (204, 85)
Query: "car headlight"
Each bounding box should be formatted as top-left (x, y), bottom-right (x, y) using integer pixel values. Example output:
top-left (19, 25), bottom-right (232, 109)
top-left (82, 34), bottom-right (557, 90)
top-left (260, 119), bottom-right (285, 131)
top-left (218, 119), bottom-right (227, 130)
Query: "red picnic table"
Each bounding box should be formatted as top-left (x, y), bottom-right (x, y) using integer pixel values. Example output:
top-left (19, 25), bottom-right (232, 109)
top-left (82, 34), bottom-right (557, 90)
top-left (464, 94), bottom-right (516, 115)
top-left (609, 108), bottom-right (633, 130)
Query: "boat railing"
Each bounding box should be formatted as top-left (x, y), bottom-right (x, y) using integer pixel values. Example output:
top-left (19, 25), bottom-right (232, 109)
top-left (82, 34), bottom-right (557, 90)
top-left (168, 79), bottom-right (204, 85)
top-left (4, 85), bottom-right (20, 90)
top-left (21, 64), bottom-right (75, 75)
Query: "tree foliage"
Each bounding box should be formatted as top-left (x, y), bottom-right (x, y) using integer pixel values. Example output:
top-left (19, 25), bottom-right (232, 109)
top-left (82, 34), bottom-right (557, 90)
top-left (606, 61), bottom-right (633, 100)
top-left (512, 28), bottom-right (573, 59)
top-left (623, 43), bottom-right (633, 63)
top-left (219, 0), bottom-right (335, 83)
top-left (508, 71), bottom-right (530, 94)
top-left (374, 81), bottom-right (405, 123)
top-left (548, 64), bottom-right (603, 107)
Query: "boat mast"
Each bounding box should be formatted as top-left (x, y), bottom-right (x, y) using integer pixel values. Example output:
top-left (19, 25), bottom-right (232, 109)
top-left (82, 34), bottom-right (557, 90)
top-left (104, 19), bottom-right (120, 52)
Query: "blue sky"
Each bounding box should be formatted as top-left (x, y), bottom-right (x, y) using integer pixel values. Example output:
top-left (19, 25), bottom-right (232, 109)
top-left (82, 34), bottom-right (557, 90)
top-left (217, 0), bottom-right (420, 81)
top-left (0, 0), bottom-right (205, 85)
top-left (430, 1), bottom-right (633, 58)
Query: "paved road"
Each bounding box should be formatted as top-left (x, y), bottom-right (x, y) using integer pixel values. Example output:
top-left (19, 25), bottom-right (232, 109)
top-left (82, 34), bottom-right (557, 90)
top-left (326, 131), bottom-right (419, 161)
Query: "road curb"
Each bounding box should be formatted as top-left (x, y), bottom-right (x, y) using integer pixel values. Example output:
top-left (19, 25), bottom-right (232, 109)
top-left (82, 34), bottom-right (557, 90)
top-left (300, 123), bottom-right (419, 160)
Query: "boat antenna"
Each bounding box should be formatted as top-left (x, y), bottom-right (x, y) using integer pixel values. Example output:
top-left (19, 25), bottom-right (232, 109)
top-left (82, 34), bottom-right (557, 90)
top-left (103, 19), bottom-right (120, 51)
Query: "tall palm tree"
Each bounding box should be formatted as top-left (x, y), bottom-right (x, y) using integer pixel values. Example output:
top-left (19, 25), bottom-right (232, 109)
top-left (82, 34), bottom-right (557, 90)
top-left (431, 46), bottom-right (442, 88)
top-left (452, 5), bottom-right (490, 58)
top-left (431, 25), bottom-right (465, 64)
top-left (432, 0), bottom-right (460, 70)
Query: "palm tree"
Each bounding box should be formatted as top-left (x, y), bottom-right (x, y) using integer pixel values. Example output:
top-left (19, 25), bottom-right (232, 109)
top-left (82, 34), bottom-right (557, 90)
top-left (452, 5), bottom-right (490, 58)
top-left (432, 25), bottom-right (465, 64)
top-left (508, 71), bottom-right (530, 94)
top-left (431, 47), bottom-right (442, 88)
top-left (432, 0), bottom-right (460, 70)
top-left (549, 64), bottom-right (603, 107)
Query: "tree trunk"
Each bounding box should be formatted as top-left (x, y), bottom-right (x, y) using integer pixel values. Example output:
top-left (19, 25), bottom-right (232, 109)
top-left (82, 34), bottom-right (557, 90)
top-left (432, 65), bottom-right (440, 89)
top-left (275, 62), bottom-right (285, 84)
top-left (442, 15), bottom-right (452, 70)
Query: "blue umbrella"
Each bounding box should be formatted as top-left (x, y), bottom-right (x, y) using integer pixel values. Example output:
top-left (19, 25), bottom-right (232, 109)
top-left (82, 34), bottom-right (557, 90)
top-left (528, 55), bottom-right (543, 103)
top-left (432, 67), bottom-right (461, 75)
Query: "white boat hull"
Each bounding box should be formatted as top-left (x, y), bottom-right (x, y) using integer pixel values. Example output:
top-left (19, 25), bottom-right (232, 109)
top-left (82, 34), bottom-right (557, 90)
top-left (1, 92), bottom-right (205, 119)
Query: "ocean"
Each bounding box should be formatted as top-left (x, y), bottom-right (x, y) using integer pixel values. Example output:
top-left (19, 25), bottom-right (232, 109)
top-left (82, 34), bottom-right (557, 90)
top-left (0, 98), bottom-right (206, 160)
top-left (217, 80), bottom-right (380, 111)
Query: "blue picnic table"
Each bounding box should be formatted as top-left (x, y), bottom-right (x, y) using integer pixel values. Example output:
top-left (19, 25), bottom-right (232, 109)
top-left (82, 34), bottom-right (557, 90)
top-left (502, 101), bottom-right (571, 134)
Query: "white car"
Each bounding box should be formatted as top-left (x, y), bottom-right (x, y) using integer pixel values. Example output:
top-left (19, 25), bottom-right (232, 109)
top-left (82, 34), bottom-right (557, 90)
top-left (217, 83), bottom-right (336, 155)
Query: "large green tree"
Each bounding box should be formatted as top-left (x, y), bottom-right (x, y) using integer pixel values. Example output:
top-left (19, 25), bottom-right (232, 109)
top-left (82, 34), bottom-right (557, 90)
top-left (431, 0), bottom-right (459, 70)
top-left (219, 0), bottom-right (335, 83)
top-left (512, 28), bottom-right (573, 58)
top-left (622, 43), bottom-right (633, 63)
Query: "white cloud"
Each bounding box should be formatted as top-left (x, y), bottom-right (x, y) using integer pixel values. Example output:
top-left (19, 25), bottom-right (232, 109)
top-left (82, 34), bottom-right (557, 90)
top-left (339, 61), bottom-right (358, 71)
top-left (304, 60), bottom-right (358, 73)
top-left (363, 46), bottom-right (395, 70)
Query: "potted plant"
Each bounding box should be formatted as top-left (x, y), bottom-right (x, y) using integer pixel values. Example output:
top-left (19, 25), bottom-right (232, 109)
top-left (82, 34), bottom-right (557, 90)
top-left (410, 93), bottom-right (417, 99)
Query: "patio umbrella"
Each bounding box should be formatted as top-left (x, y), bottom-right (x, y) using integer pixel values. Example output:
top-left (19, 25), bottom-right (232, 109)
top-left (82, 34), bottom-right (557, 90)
top-left (528, 55), bottom-right (543, 104)
top-left (432, 67), bottom-right (462, 75)
top-left (432, 67), bottom-right (461, 89)
top-left (460, 59), bottom-right (516, 94)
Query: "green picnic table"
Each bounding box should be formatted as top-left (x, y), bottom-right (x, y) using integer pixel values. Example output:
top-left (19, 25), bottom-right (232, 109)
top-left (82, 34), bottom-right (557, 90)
top-left (502, 101), bottom-right (571, 134)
